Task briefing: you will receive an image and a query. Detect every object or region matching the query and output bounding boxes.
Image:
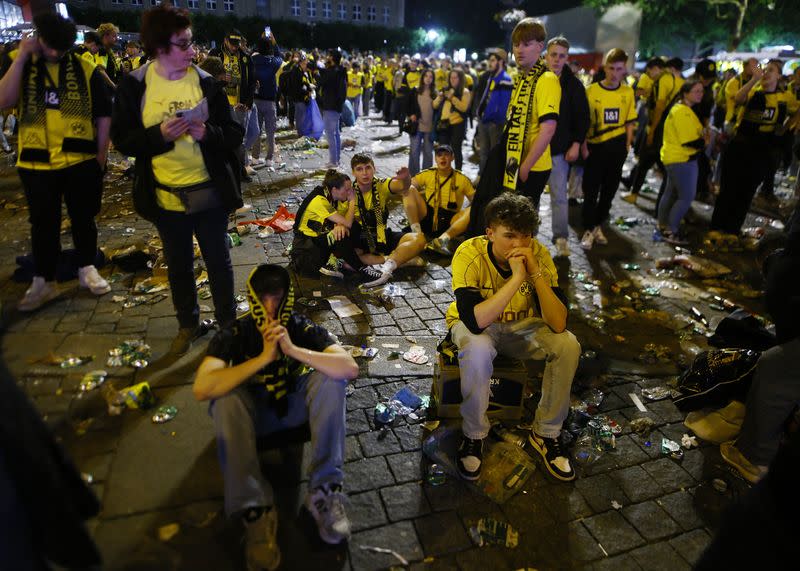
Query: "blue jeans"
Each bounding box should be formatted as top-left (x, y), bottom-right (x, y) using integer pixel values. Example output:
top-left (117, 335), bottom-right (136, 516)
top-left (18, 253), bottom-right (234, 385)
top-left (408, 130), bottom-right (433, 176)
top-left (347, 95), bottom-right (361, 120)
top-left (154, 207), bottom-right (235, 329)
top-left (295, 101), bottom-right (308, 137)
top-left (210, 371), bottom-right (347, 516)
top-left (252, 99), bottom-right (277, 161)
top-left (658, 160), bottom-right (698, 234)
top-left (548, 153), bottom-right (570, 240)
top-left (323, 110), bottom-right (341, 165)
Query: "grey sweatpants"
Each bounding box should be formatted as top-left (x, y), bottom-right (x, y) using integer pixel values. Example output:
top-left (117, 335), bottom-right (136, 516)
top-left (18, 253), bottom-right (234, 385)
top-left (450, 317), bottom-right (581, 440)
top-left (210, 370), bottom-right (347, 517)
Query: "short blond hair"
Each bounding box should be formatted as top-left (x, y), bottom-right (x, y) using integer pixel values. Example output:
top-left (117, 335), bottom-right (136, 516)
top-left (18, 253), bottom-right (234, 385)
top-left (97, 22), bottom-right (119, 38)
top-left (547, 36), bottom-right (570, 51)
top-left (511, 18), bottom-right (546, 46)
top-left (605, 48), bottom-right (628, 66)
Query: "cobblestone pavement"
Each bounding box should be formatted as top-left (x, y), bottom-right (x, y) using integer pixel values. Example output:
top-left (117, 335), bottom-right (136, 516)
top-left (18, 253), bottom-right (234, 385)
top-left (0, 113), bottom-right (792, 571)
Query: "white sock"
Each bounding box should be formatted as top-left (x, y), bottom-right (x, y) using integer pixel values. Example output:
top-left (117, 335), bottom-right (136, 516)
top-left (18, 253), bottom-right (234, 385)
top-left (383, 258), bottom-right (398, 273)
top-left (438, 231), bottom-right (451, 241)
top-left (410, 223), bottom-right (422, 234)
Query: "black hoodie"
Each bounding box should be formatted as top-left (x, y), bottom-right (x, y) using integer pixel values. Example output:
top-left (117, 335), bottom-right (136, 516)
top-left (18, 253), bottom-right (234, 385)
top-left (549, 63), bottom-right (590, 156)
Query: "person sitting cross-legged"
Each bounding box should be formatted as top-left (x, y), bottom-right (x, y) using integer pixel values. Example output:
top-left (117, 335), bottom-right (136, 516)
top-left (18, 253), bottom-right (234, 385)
top-left (403, 144), bottom-right (475, 258)
top-left (193, 264), bottom-right (359, 571)
top-left (446, 192), bottom-right (581, 482)
top-left (348, 152), bottom-right (428, 288)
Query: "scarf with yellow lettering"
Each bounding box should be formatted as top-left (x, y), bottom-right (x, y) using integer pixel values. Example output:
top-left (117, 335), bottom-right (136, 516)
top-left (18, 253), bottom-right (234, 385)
top-left (503, 58), bottom-right (548, 191)
top-left (19, 53), bottom-right (94, 163)
top-left (355, 178), bottom-right (387, 254)
top-left (246, 266), bottom-right (303, 416)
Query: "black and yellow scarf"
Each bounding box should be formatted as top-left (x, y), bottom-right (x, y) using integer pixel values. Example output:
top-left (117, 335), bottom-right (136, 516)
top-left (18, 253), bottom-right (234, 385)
top-left (19, 53), bottom-right (95, 163)
top-left (246, 266), bottom-right (305, 416)
top-left (355, 178), bottom-right (387, 254)
top-left (503, 58), bottom-right (548, 191)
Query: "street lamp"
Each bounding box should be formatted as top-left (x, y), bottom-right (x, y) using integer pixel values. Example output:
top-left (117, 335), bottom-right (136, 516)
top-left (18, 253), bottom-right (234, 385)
top-left (426, 29), bottom-right (439, 42)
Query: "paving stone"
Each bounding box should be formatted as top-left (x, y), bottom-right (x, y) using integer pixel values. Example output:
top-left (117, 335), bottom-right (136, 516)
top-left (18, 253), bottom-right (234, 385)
top-left (386, 451), bottom-right (424, 483)
top-left (380, 482), bottom-right (431, 521)
top-left (349, 521), bottom-right (423, 570)
top-left (346, 434), bottom-right (363, 462)
top-left (84, 323), bottom-right (117, 334)
top-left (582, 511), bottom-right (646, 555)
top-left (590, 552), bottom-right (643, 571)
top-left (646, 399), bottom-right (685, 423)
top-left (368, 313), bottom-right (396, 327)
top-left (74, 452), bottom-right (114, 483)
top-left (668, 529), bottom-right (712, 566)
top-left (680, 448), bottom-right (705, 482)
top-left (359, 429), bottom-right (403, 457)
top-left (641, 458), bottom-right (696, 493)
top-left (408, 296), bottom-right (434, 309)
top-left (657, 491), bottom-right (704, 532)
top-left (396, 316), bottom-right (426, 332)
top-left (567, 520), bottom-right (606, 562)
top-left (628, 541), bottom-right (691, 570)
top-left (393, 422), bottom-right (423, 451)
top-left (542, 484), bottom-right (594, 522)
top-left (347, 490), bottom-right (389, 532)
top-left (414, 511), bottom-right (471, 556)
top-left (347, 386), bottom-right (377, 411)
top-left (424, 480), bottom-right (464, 512)
top-left (415, 307), bottom-right (442, 321)
top-left (611, 465), bottom-right (663, 503)
top-left (612, 435), bottom-right (652, 468)
top-left (621, 500), bottom-right (681, 540)
top-left (576, 473), bottom-right (628, 513)
top-left (344, 456), bottom-right (395, 493)
top-left (390, 307), bottom-right (416, 320)
top-left (373, 325), bottom-right (402, 336)
top-left (346, 409), bottom-right (371, 437)
top-left (25, 377), bottom-right (61, 397)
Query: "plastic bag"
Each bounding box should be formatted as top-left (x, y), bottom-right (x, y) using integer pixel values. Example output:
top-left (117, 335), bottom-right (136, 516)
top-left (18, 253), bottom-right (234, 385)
top-left (303, 99), bottom-right (324, 140)
top-left (673, 349), bottom-right (759, 412)
top-left (341, 99), bottom-right (355, 127)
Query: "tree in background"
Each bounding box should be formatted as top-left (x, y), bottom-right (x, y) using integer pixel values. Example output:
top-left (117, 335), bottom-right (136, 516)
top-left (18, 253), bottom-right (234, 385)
top-left (584, 0), bottom-right (800, 53)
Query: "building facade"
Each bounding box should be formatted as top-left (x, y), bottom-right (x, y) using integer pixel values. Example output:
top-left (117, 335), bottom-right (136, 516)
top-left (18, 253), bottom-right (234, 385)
top-left (270, 0), bottom-right (403, 27)
top-left (62, 0), bottom-right (403, 26)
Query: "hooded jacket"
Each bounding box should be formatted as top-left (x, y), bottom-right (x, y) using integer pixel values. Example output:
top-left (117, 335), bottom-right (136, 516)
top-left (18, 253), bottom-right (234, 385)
top-left (473, 67), bottom-right (513, 125)
top-left (549, 63), bottom-right (590, 156)
top-left (110, 62), bottom-right (244, 221)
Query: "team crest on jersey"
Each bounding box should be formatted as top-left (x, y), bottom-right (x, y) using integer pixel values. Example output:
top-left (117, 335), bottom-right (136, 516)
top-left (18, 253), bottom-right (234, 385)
top-left (762, 107), bottom-right (776, 121)
top-left (519, 281), bottom-right (533, 296)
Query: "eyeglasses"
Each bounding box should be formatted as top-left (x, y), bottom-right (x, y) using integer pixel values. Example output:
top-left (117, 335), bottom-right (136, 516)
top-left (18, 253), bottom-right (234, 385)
top-left (170, 40), bottom-right (195, 51)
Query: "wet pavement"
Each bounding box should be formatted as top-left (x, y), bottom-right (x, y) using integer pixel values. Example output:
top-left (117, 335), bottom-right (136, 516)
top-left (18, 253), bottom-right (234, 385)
top-left (0, 114), bottom-right (793, 570)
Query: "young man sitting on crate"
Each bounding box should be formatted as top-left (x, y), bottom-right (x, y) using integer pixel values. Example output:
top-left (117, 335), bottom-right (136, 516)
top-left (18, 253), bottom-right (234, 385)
top-left (446, 192), bottom-right (581, 482)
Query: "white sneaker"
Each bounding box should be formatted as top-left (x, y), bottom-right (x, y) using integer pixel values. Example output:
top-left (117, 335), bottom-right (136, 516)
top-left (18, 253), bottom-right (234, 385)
top-left (324, 162), bottom-right (339, 170)
top-left (244, 165), bottom-right (257, 176)
top-left (264, 159), bottom-right (274, 168)
top-left (555, 237), bottom-right (570, 258)
top-left (78, 265), bottom-right (111, 295)
top-left (580, 230), bottom-right (594, 250)
top-left (592, 226), bottom-right (608, 245)
top-left (18, 277), bottom-right (61, 311)
top-left (305, 484), bottom-right (351, 545)
top-left (249, 157), bottom-right (266, 168)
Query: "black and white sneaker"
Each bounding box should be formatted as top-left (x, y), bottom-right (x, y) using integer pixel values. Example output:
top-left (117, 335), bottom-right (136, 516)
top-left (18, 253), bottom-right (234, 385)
top-left (320, 258), bottom-right (344, 279)
top-left (358, 264), bottom-right (385, 284)
top-left (457, 435), bottom-right (484, 481)
top-left (528, 432), bottom-right (575, 481)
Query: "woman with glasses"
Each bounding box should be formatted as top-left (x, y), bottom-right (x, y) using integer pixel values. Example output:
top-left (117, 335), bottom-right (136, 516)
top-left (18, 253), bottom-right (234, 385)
top-left (111, 5), bottom-right (244, 356)
top-left (406, 68), bottom-right (436, 175)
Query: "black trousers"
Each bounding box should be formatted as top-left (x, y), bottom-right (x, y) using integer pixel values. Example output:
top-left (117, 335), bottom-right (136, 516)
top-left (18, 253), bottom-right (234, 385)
top-left (711, 139), bottom-right (770, 234)
top-left (629, 142), bottom-right (663, 195)
top-left (18, 159), bottom-right (103, 281)
top-left (582, 137), bottom-right (627, 229)
top-left (439, 121), bottom-right (467, 170)
top-left (517, 168), bottom-right (551, 208)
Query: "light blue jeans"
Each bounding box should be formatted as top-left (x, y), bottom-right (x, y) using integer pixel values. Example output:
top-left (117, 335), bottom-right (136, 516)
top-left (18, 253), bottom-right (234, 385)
top-left (210, 370), bottom-right (347, 516)
top-left (451, 318), bottom-right (580, 440)
top-left (347, 95), bottom-right (362, 120)
top-left (548, 153), bottom-right (570, 240)
top-left (658, 160), bottom-right (698, 234)
top-left (408, 130), bottom-right (433, 176)
top-left (323, 110), bottom-right (342, 166)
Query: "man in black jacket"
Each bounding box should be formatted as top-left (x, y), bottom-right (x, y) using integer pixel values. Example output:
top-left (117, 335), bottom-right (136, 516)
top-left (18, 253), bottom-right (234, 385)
top-left (545, 37), bottom-right (589, 258)
top-left (318, 50), bottom-right (347, 168)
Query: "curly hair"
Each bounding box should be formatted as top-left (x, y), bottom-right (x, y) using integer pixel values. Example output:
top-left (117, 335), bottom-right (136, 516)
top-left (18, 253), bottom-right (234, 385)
top-left (484, 192), bottom-right (540, 236)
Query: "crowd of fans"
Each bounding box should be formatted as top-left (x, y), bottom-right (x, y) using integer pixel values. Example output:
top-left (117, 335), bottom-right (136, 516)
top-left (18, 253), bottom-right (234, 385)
top-left (1, 7), bottom-right (800, 570)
